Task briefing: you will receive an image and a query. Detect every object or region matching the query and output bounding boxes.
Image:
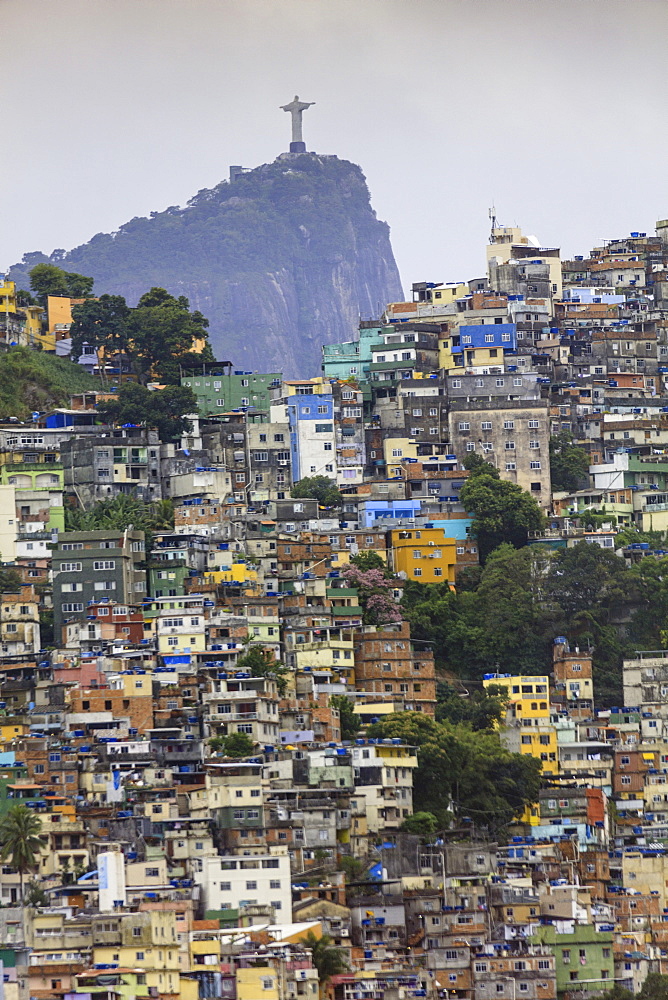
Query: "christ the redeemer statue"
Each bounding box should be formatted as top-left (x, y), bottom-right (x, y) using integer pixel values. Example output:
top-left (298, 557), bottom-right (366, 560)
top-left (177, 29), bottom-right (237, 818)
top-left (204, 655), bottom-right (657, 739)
top-left (280, 95), bottom-right (315, 153)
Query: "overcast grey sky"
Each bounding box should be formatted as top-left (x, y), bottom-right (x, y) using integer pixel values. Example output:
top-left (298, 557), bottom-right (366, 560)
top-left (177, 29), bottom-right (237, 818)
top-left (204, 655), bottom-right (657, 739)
top-left (2, 0), bottom-right (667, 289)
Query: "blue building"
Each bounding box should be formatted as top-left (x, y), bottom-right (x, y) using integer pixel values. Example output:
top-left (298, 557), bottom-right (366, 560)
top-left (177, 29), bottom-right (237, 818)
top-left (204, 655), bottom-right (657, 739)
top-left (286, 394), bottom-right (336, 483)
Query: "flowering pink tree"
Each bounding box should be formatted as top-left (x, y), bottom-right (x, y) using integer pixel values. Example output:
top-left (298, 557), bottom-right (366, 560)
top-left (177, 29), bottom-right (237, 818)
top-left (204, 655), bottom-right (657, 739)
top-left (341, 564), bottom-right (402, 625)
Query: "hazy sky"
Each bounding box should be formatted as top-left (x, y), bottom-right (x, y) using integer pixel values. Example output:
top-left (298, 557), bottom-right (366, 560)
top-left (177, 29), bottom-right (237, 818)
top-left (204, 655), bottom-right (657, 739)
top-left (3, 0), bottom-right (668, 290)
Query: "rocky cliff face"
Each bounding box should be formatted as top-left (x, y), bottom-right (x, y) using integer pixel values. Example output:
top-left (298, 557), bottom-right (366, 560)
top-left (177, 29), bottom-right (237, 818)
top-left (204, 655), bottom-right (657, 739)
top-left (10, 155), bottom-right (404, 377)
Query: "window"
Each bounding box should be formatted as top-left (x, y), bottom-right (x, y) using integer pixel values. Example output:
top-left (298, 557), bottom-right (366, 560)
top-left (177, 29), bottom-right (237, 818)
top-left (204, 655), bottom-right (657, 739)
top-left (62, 603), bottom-right (84, 613)
top-left (458, 422), bottom-right (470, 431)
top-left (513, 377), bottom-right (523, 386)
top-left (503, 421), bottom-right (514, 429)
top-left (315, 423), bottom-right (333, 433)
top-left (505, 441), bottom-right (515, 450)
top-left (481, 421), bottom-right (492, 430)
top-left (529, 440), bottom-right (540, 449)
top-left (269, 879), bottom-right (281, 889)
top-left (530, 461), bottom-right (541, 469)
top-left (528, 419), bottom-right (539, 428)
top-left (59, 562), bottom-right (82, 572)
top-left (93, 560), bottom-right (115, 570)
top-left (505, 463), bottom-right (516, 471)
top-left (451, 379), bottom-right (461, 388)
top-left (246, 880), bottom-right (257, 890)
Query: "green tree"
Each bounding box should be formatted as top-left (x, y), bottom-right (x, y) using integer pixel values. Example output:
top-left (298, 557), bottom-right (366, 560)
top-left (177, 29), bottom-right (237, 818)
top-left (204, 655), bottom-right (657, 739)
top-left (550, 432), bottom-right (590, 492)
top-left (598, 987), bottom-right (633, 1000)
top-left (209, 732), bottom-right (255, 758)
top-left (463, 452), bottom-right (500, 479)
top-left (291, 475), bottom-right (342, 508)
top-left (127, 287), bottom-right (213, 384)
top-left (402, 547), bottom-right (558, 679)
top-left (330, 695), bottom-right (359, 740)
top-left (0, 805), bottom-right (43, 901)
top-left (435, 682), bottom-right (508, 730)
top-left (546, 541), bottom-right (626, 619)
top-left (29, 263), bottom-right (69, 302)
top-left (98, 382), bottom-right (197, 443)
top-left (39, 608), bottom-right (54, 648)
top-left (65, 272), bottom-right (95, 298)
top-left (349, 550), bottom-right (387, 573)
top-left (460, 472), bottom-right (545, 561)
top-left (399, 811), bottom-right (439, 836)
top-left (638, 974), bottom-right (668, 1000)
top-left (23, 879), bottom-right (49, 907)
top-left (70, 294), bottom-right (131, 366)
top-left (234, 646), bottom-right (289, 696)
top-left (339, 855), bottom-right (367, 884)
top-left (367, 712), bottom-right (542, 835)
top-left (300, 930), bottom-right (348, 989)
top-left (16, 289), bottom-right (36, 307)
top-left (29, 264), bottom-right (93, 305)
top-left (0, 565), bottom-right (23, 593)
top-left (65, 493), bottom-right (173, 534)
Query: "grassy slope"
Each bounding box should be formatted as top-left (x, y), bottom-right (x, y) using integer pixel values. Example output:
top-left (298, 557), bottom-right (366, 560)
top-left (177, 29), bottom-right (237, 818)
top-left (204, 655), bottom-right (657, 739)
top-left (0, 347), bottom-right (99, 419)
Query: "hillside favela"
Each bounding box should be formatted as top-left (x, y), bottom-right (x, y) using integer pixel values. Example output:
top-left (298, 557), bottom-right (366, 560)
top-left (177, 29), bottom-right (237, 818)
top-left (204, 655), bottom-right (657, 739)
top-left (5, 111), bottom-right (668, 1000)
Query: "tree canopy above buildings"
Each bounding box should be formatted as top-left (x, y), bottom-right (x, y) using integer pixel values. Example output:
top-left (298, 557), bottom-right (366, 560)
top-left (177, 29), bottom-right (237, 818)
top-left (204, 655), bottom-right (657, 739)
top-left (401, 540), bottom-right (668, 707)
top-left (69, 284), bottom-right (214, 384)
top-left (367, 712), bottom-right (542, 834)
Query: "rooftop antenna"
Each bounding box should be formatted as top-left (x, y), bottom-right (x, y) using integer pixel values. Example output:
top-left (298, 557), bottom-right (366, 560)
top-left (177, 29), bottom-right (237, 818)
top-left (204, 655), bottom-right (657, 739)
top-left (488, 205), bottom-right (497, 243)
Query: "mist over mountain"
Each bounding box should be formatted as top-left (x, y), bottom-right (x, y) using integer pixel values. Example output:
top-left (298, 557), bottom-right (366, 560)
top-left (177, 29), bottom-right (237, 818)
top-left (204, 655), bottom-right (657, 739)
top-left (9, 154), bottom-right (404, 377)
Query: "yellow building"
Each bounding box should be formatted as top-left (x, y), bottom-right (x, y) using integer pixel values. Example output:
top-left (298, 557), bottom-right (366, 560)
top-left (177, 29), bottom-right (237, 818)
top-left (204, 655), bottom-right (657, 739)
top-left (0, 722), bottom-right (28, 744)
top-left (0, 279), bottom-right (18, 314)
top-left (0, 279), bottom-right (23, 345)
top-left (429, 281), bottom-right (469, 306)
top-left (93, 911), bottom-right (190, 999)
top-left (383, 437), bottom-right (418, 477)
top-left (20, 304), bottom-right (48, 348)
top-left (483, 673), bottom-right (558, 777)
top-left (205, 556), bottom-right (259, 587)
top-left (438, 328), bottom-right (458, 370)
top-left (390, 526), bottom-right (458, 585)
top-left (236, 967), bottom-right (280, 1000)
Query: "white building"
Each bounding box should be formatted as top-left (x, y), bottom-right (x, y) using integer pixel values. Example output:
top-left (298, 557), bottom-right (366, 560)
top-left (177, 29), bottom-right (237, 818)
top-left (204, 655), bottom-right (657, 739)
top-left (195, 848), bottom-right (292, 922)
top-left (0, 485), bottom-right (16, 563)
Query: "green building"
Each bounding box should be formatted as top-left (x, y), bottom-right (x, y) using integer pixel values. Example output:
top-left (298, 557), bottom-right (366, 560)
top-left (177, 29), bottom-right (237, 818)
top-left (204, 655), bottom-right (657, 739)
top-left (321, 322), bottom-right (385, 383)
top-left (181, 365), bottom-right (282, 416)
top-left (532, 923), bottom-right (614, 995)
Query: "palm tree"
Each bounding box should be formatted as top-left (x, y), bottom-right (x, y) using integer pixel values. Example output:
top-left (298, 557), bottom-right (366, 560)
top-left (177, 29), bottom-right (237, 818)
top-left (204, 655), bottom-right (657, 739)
top-left (0, 805), bottom-right (43, 903)
top-left (301, 931), bottom-right (348, 994)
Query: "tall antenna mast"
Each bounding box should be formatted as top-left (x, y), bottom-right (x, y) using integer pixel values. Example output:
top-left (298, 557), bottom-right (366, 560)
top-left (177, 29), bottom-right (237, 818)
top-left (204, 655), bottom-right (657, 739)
top-left (488, 205), bottom-right (497, 243)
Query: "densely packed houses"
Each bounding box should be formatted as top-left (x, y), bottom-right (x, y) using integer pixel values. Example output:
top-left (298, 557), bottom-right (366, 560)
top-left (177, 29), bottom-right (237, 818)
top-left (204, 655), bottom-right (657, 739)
top-left (2, 218), bottom-right (668, 999)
